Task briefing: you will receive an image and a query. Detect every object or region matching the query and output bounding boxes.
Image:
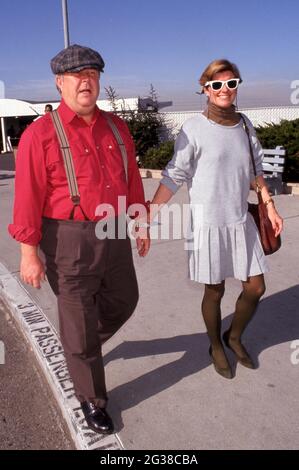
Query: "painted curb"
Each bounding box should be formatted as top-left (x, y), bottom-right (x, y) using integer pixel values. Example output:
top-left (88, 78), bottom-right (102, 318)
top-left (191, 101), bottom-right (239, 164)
top-left (0, 262), bottom-right (123, 450)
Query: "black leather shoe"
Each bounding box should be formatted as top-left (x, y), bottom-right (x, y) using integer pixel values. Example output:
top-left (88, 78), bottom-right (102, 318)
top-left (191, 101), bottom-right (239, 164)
top-left (81, 401), bottom-right (114, 434)
top-left (223, 330), bottom-right (255, 369)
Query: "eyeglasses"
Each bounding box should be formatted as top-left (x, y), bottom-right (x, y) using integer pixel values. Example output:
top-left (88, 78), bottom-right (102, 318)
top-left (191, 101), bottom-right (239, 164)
top-left (204, 78), bottom-right (240, 91)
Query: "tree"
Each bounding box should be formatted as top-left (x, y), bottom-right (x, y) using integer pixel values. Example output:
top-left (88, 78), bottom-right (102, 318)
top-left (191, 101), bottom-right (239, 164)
top-left (122, 109), bottom-right (163, 160)
top-left (105, 84), bottom-right (165, 163)
top-left (148, 83), bottom-right (158, 110)
top-left (142, 141), bottom-right (174, 169)
top-left (105, 86), bottom-right (119, 112)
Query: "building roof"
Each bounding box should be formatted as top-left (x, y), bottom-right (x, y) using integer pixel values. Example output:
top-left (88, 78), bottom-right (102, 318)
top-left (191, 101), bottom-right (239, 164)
top-left (0, 96), bottom-right (172, 118)
top-left (0, 99), bottom-right (40, 117)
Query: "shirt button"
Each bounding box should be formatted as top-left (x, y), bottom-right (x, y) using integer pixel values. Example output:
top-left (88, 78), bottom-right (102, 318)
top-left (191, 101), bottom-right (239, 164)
top-left (85, 148), bottom-right (89, 153)
top-left (101, 165), bottom-right (104, 169)
top-left (96, 145), bottom-right (100, 150)
top-left (106, 184), bottom-right (110, 189)
top-left (108, 145), bottom-right (113, 149)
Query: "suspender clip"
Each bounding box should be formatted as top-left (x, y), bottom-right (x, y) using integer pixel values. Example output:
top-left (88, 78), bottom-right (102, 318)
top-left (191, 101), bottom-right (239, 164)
top-left (71, 195), bottom-right (81, 205)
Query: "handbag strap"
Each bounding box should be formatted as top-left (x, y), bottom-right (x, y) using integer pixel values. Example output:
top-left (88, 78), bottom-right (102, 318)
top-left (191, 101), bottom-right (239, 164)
top-left (240, 113), bottom-right (263, 202)
top-left (240, 113), bottom-right (257, 178)
top-left (103, 112), bottom-right (128, 183)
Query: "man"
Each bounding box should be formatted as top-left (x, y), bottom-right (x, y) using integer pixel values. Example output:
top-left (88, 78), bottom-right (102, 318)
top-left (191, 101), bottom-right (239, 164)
top-left (34, 103), bottom-right (53, 121)
top-left (9, 44), bottom-right (150, 434)
top-left (44, 103), bottom-right (53, 113)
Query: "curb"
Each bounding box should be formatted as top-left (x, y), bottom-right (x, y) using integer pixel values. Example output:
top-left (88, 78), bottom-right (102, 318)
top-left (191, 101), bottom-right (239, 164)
top-left (0, 262), bottom-right (123, 451)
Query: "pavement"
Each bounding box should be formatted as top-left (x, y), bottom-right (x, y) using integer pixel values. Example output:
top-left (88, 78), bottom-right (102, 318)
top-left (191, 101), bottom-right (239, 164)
top-left (0, 300), bottom-right (74, 450)
top-left (0, 163), bottom-right (299, 450)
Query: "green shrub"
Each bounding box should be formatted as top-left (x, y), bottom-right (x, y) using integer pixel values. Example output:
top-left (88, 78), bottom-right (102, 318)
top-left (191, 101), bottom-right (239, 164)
top-left (141, 141), bottom-right (174, 169)
top-left (256, 119), bottom-right (299, 182)
top-left (122, 110), bottom-right (163, 158)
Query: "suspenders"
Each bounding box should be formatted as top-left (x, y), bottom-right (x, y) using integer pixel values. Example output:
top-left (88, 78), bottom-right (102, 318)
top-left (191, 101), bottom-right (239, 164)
top-left (50, 109), bottom-right (128, 220)
top-left (104, 113), bottom-right (128, 183)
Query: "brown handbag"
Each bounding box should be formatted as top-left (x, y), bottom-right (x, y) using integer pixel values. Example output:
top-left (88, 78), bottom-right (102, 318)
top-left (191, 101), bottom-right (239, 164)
top-left (241, 115), bottom-right (281, 255)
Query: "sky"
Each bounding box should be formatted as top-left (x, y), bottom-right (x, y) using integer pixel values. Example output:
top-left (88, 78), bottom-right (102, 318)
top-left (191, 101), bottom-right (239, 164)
top-left (0, 0), bottom-right (298, 111)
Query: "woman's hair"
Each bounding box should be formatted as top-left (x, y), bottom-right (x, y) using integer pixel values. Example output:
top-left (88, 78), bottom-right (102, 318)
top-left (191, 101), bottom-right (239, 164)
top-left (199, 59), bottom-right (242, 93)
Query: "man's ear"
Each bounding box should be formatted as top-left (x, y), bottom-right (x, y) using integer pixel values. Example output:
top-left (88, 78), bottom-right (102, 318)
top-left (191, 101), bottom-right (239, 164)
top-left (55, 75), bottom-right (63, 94)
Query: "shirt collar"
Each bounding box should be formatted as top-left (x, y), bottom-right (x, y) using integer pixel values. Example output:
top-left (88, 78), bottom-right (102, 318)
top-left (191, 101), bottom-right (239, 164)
top-left (58, 98), bottom-right (101, 125)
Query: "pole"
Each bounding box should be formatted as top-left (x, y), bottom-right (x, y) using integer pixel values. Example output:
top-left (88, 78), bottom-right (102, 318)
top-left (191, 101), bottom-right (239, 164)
top-left (62, 0), bottom-right (70, 48)
top-left (1, 117), bottom-right (7, 153)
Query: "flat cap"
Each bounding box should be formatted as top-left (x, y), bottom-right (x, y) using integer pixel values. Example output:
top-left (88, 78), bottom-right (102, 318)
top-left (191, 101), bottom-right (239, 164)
top-left (50, 44), bottom-right (105, 74)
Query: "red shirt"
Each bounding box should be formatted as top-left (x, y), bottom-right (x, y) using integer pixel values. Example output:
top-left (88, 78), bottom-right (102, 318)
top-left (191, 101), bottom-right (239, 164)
top-left (8, 99), bottom-right (145, 246)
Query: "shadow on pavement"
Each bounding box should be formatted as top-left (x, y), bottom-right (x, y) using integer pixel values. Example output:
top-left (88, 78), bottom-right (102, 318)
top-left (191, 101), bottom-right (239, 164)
top-left (105, 284), bottom-right (299, 431)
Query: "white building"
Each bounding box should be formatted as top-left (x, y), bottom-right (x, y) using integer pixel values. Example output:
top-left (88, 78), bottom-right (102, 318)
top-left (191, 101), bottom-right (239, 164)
top-left (160, 106), bottom-right (299, 138)
top-left (1, 98), bottom-right (298, 152)
top-left (0, 96), bottom-right (170, 152)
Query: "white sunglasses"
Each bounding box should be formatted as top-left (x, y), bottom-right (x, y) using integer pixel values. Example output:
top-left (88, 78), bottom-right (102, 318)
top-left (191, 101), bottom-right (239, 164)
top-left (204, 78), bottom-right (240, 91)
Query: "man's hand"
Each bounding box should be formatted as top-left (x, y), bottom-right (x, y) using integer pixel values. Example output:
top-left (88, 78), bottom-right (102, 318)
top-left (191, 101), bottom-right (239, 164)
top-left (129, 215), bottom-right (151, 257)
top-left (20, 243), bottom-right (46, 289)
top-left (132, 221), bottom-right (151, 257)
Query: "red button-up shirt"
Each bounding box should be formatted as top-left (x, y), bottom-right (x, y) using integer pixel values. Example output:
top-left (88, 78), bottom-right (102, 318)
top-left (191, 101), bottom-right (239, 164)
top-left (8, 99), bottom-right (145, 246)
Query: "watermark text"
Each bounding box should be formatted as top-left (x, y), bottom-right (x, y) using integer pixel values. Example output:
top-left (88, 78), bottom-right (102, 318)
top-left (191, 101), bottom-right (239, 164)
top-left (290, 80), bottom-right (299, 105)
top-left (290, 340), bottom-right (299, 365)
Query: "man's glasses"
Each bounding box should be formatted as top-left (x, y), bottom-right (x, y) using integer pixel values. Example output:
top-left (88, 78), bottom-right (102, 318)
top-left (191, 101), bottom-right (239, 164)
top-left (204, 78), bottom-right (240, 91)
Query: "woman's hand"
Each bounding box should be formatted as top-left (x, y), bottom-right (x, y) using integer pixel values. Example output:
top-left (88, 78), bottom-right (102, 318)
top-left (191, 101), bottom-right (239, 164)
top-left (267, 205), bottom-right (283, 237)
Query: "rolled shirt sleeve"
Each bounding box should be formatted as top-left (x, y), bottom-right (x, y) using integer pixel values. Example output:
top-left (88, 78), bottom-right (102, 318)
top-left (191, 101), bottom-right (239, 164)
top-left (160, 125), bottom-right (196, 193)
top-left (8, 126), bottom-right (47, 246)
top-left (121, 121), bottom-right (146, 208)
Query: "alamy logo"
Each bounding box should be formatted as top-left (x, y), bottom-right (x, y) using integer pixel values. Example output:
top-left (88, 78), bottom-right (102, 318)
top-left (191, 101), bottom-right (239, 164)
top-left (290, 340), bottom-right (299, 365)
top-left (0, 341), bottom-right (5, 365)
top-left (290, 80), bottom-right (299, 105)
top-left (0, 80), bottom-right (5, 99)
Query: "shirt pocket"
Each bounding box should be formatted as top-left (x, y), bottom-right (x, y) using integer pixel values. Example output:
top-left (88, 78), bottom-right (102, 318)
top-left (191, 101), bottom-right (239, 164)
top-left (104, 139), bottom-right (127, 184)
top-left (46, 143), bottom-right (66, 183)
top-left (46, 139), bottom-right (97, 183)
top-left (69, 139), bottom-right (96, 179)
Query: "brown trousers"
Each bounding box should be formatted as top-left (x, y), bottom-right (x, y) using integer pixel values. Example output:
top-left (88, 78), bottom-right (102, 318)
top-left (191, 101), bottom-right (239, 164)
top-left (40, 217), bottom-right (138, 408)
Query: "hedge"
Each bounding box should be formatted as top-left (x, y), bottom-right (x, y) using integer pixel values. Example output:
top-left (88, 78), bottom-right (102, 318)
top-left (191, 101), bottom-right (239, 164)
top-left (255, 118), bottom-right (299, 182)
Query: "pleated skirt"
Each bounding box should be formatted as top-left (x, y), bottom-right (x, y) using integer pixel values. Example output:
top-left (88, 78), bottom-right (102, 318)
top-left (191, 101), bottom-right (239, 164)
top-left (187, 212), bottom-right (269, 284)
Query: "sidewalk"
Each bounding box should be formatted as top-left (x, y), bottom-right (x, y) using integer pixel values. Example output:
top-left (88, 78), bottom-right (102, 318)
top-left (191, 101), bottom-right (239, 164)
top-left (1, 170), bottom-right (299, 449)
top-left (0, 300), bottom-right (74, 450)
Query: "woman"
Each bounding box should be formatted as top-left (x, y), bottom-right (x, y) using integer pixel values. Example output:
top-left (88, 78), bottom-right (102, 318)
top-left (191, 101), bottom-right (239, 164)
top-left (150, 59), bottom-right (283, 379)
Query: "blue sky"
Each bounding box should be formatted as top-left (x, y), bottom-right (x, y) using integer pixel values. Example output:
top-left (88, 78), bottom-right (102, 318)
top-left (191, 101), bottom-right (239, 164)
top-left (1, 0), bottom-right (298, 110)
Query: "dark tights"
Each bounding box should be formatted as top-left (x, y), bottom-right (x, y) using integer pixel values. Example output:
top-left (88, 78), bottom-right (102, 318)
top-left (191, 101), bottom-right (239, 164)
top-left (202, 275), bottom-right (265, 367)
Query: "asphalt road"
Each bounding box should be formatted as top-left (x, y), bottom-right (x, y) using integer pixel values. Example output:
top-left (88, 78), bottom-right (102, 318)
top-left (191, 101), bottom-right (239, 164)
top-left (0, 300), bottom-right (75, 450)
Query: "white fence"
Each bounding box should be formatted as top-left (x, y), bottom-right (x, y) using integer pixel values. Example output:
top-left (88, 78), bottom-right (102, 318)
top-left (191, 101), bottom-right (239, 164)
top-left (160, 106), bottom-right (299, 138)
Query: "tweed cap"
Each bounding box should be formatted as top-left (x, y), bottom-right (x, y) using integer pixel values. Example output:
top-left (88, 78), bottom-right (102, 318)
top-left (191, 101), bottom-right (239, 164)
top-left (50, 44), bottom-right (105, 74)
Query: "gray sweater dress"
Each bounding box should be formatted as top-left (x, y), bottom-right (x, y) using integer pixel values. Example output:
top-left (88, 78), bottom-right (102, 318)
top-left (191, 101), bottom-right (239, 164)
top-left (161, 113), bottom-right (269, 284)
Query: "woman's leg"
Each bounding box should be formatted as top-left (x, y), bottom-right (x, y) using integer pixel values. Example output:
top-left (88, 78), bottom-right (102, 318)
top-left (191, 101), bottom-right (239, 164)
top-left (224, 274), bottom-right (266, 366)
top-left (202, 281), bottom-right (232, 377)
